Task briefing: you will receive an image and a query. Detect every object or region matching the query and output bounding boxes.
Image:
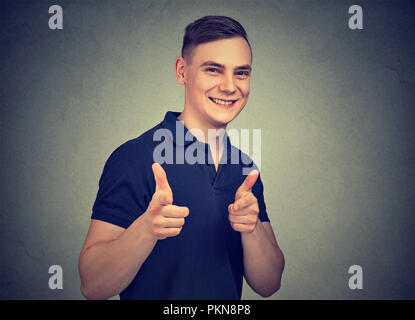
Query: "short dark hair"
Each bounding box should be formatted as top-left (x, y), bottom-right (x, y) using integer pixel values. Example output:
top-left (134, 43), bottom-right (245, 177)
top-left (181, 16), bottom-right (252, 64)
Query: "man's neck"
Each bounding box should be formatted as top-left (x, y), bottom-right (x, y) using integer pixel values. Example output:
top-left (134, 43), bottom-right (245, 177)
top-left (177, 108), bottom-right (226, 144)
top-left (178, 108), bottom-right (226, 170)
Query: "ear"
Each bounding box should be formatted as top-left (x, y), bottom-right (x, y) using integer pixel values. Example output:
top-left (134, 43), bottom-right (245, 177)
top-left (174, 56), bottom-right (186, 85)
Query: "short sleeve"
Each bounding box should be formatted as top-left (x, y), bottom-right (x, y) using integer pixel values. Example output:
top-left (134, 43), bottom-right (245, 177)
top-left (91, 140), bottom-right (154, 229)
top-left (252, 173), bottom-right (270, 223)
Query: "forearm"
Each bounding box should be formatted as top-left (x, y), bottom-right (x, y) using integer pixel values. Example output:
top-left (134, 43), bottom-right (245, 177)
top-left (79, 215), bottom-right (157, 299)
top-left (241, 222), bottom-right (285, 297)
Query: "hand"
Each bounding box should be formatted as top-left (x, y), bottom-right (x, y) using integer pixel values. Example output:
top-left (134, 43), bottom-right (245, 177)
top-left (143, 163), bottom-right (189, 240)
top-left (228, 170), bottom-right (260, 233)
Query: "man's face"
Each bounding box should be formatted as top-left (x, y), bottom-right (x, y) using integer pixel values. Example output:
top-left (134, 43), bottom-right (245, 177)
top-left (183, 36), bottom-right (252, 128)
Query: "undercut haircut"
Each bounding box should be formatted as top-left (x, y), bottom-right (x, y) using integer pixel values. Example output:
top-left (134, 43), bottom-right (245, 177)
top-left (181, 16), bottom-right (252, 64)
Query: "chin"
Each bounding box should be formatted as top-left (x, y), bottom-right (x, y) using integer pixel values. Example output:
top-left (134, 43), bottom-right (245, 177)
top-left (208, 111), bottom-right (237, 127)
top-left (206, 103), bottom-right (244, 126)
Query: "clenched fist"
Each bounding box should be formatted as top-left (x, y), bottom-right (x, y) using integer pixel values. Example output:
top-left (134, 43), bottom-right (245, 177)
top-left (143, 163), bottom-right (189, 240)
top-left (228, 170), bottom-right (260, 233)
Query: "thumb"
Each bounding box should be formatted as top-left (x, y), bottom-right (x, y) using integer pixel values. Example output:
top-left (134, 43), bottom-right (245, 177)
top-left (237, 169), bottom-right (259, 195)
top-left (152, 163), bottom-right (172, 193)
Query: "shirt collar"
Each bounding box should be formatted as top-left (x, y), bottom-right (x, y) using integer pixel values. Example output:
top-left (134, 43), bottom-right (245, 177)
top-left (160, 111), bottom-right (232, 155)
top-left (161, 111), bottom-right (194, 147)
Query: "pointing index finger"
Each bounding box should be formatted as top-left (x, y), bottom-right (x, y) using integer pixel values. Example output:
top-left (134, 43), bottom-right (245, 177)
top-left (152, 163), bottom-right (172, 193)
top-left (238, 169), bottom-right (259, 193)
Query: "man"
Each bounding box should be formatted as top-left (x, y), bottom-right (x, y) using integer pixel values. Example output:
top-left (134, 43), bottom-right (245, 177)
top-left (78, 16), bottom-right (284, 300)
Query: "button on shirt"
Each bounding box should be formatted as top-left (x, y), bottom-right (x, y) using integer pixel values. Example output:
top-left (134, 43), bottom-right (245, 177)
top-left (91, 111), bottom-right (270, 299)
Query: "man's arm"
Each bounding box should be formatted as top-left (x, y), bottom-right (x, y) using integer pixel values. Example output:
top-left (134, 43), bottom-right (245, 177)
top-left (228, 171), bottom-right (285, 297)
top-left (78, 216), bottom-right (157, 300)
top-left (241, 221), bottom-right (285, 297)
top-left (78, 163), bottom-right (189, 300)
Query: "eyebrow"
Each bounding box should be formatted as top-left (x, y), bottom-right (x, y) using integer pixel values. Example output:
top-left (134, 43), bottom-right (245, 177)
top-left (199, 60), bottom-right (252, 72)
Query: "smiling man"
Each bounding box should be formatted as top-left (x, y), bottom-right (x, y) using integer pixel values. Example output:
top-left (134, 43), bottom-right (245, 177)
top-left (78, 16), bottom-right (285, 300)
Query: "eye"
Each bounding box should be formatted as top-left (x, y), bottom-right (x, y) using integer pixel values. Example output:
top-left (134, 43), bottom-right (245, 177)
top-left (206, 67), bottom-right (219, 73)
top-left (236, 71), bottom-right (250, 77)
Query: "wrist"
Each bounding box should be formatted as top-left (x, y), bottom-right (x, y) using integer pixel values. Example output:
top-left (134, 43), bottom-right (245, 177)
top-left (132, 212), bottom-right (158, 243)
top-left (241, 219), bottom-right (261, 238)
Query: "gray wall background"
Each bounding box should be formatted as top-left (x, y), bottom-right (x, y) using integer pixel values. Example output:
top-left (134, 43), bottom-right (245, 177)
top-left (1, 0), bottom-right (414, 299)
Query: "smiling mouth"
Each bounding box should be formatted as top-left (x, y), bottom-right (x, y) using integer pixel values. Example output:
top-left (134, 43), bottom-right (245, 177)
top-left (209, 97), bottom-right (238, 106)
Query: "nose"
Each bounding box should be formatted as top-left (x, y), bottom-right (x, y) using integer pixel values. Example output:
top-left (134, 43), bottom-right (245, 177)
top-left (219, 72), bottom-right (236, 94)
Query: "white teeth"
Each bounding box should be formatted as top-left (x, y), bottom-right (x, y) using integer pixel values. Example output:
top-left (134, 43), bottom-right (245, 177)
top-left (211, 98), bottom-right (234, 106)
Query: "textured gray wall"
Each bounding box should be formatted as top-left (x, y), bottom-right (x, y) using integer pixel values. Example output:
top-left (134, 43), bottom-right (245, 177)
top-left (1, 0), bottom-right (414, 299)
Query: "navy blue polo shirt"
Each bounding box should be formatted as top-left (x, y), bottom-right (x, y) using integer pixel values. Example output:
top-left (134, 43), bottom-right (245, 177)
top-left (91, 111), bottom-right (270, 300)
